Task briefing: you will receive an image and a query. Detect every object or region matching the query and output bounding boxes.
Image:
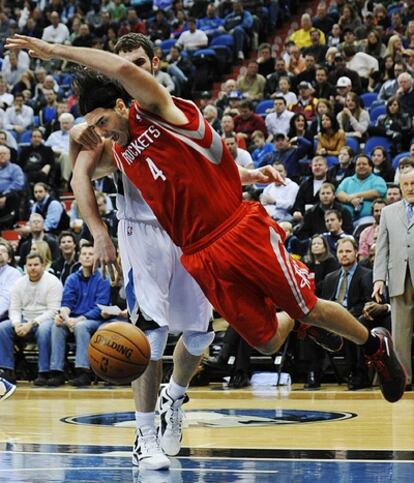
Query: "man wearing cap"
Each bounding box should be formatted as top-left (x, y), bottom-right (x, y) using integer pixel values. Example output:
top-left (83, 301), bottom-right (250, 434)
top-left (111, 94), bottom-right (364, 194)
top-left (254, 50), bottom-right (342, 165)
top-left (328, 53), bottom-right (362, 95)
top-left (335, 76), bottom-right (353, 113)
top-left (289, 81), bottom-right (318, 121)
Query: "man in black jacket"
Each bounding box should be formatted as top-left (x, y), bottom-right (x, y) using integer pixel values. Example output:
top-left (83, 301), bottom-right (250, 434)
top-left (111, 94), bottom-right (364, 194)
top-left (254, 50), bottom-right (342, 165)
top-left (51, 231), bottom-right (80, 284)
top-left (320, 238), bottom-right (373, 389)
top-left (18, 129), bottom-right (55, 185)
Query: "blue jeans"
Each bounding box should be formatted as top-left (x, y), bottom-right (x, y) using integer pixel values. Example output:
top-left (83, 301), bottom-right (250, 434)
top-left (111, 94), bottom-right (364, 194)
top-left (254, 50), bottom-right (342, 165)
top-left (0, 319), bottom-right (54, 372)
top-left (50, 319), bottom-right (102, 371)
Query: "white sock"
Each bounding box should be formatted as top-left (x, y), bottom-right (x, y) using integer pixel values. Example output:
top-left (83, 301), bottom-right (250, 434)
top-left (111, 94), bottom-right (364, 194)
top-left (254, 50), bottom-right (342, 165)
top-left (167, 377), bottom-right (187, 400)
top-left (135, 411), bottom-right (156, 430)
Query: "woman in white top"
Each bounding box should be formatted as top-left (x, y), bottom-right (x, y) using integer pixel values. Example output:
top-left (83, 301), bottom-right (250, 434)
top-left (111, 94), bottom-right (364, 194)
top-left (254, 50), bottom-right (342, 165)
top-left (337, 92), bottom-right (370, 139)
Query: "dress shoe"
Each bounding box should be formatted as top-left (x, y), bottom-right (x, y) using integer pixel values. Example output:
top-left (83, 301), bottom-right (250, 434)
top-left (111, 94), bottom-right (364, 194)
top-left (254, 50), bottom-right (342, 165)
top-left (33, 372), bottom-right (49, 387)
top-left (347, 372), bottom-right (371, 391)
top-left (47, 371), bottom-right (66, 387)
top-left (304, 371), bottom-right (320, 389)
top-left (69, 370), bottom-right (92, 387)
top-left (228, 370), bottom-right (250, 388)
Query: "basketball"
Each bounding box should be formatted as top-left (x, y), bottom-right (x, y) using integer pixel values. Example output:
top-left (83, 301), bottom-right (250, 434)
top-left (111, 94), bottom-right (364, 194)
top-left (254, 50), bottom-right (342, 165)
top-left (88, 322), bottom-right (151, 385)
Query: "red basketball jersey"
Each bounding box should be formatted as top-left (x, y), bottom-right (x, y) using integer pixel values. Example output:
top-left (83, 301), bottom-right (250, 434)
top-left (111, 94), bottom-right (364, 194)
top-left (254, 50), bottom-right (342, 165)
top-left (112, 97), bottom-right (242, 248)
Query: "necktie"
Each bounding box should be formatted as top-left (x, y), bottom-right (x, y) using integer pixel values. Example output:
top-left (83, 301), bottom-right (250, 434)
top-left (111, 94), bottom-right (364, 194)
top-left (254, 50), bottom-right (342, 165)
top-left (336, 270), bottom-right (348, 305)
top-left (408, 204), bottom-right (414, 224)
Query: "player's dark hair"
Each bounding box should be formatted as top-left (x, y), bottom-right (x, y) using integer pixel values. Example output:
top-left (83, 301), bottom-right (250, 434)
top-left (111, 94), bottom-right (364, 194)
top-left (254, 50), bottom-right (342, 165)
top-left (73, 68), bottom-right (131, 116)
top-left (114, 33), bottom-right (154, 60)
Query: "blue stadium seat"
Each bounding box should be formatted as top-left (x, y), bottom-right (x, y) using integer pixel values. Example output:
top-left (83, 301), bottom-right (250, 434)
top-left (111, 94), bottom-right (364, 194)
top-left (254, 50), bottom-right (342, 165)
top-left (326, 156), bottom-right (339, 167)
top-left (210, 34), bottom-right (234, 48)
top-left (255, 99), bottom-right (273, 116)
top-left (345, 136), bottom-right (360, 154)
top-left (364, 136), bottom-right (393, 157)
top-left (392, 152), bottom-right (410, 170)
top-left (20, 130), bottom-right (32, 144)
top-left (370, 105), bottom-right (386, 124)
top-left (361, 92), bottom-right (378, 110)
top-left (160, 38), bottom-right (176, 54)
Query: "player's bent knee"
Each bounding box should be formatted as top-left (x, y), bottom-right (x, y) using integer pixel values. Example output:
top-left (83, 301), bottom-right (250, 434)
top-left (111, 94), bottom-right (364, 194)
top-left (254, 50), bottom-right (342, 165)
top-left (182, 330), bottom-right (215, 356)
top-left (254, 331), bottom-right (283, 355)
top-left (145, 326), bottom-right (169, 361)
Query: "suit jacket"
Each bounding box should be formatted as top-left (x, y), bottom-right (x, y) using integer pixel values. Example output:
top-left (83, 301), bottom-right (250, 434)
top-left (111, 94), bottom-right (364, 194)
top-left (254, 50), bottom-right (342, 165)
top-left (320, 264), bottom-right (373, 318)
top-left (374, 200), bottom-right (414, 297)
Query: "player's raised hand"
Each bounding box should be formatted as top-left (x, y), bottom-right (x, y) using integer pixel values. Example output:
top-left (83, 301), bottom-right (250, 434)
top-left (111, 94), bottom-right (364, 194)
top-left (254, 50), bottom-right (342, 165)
top-left (251, 166), bottom-right (286, 185)
top-left (70, 124), bottom-right (102, 150)
top-left (5, 35), bottom-right (55, 60)
top-left (92, 232), bottom-right (121, 284)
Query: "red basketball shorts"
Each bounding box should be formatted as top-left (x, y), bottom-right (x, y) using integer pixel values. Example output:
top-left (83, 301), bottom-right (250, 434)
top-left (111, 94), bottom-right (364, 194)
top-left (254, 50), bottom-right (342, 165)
top-left (181, 202), bottom-right (317, 348)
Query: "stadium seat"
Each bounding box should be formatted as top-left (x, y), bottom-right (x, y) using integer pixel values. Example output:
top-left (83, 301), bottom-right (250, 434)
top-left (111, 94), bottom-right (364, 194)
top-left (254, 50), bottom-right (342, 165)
top-left (255, 99), bottom-right (274, 116)
top-left (392, 152), bottom-right (410, 170)
top-left (364, 136), bottom-right (393, 157)
top-left (361, 92), bottom-right (378, 110)
top-left (345, 136), bottom-right (360, 154)
top-left (160, 38), bottom-right (176, 54)
top-left (191, 49), bottom-right (219, 90)
top-left (20, 130), bottom-right (32, 144)
top-left (369, 105), bottom-right (386, 124)
top-left (210, 34), bottom-right (234, 48)
top-left (326, 156), bottom-right (339, 167)
top-left (210, 45), bottom-right (233, 74)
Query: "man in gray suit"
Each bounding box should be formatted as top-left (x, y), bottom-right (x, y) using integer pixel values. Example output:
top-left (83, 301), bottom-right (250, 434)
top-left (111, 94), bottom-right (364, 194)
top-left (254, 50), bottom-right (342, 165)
top-left (373, 168), bottom-right (414, 388)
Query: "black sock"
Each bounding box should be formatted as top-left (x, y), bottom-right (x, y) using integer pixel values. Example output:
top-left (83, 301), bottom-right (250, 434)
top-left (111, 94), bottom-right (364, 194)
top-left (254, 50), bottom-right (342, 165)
top-left (363, 332), bottom-right (380, 356)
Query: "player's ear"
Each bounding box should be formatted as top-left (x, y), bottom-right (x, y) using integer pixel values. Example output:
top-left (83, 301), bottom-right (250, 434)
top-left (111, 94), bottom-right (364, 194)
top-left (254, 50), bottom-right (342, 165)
top-left (151, 56), bottom-right (160, 72)
top-left (114, 98), bottom-right (128, 115)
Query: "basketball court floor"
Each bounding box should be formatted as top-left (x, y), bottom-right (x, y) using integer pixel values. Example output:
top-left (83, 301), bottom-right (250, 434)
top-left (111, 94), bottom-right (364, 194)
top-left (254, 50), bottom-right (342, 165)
top-left (1, 383), bottom-right (413, 482)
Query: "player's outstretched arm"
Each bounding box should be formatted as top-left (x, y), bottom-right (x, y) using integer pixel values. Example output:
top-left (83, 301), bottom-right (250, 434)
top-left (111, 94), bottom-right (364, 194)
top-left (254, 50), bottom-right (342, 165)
top-left (71, 142), bottom-right (120, 281)
top-left (5, 35), bottom-right (185, 123)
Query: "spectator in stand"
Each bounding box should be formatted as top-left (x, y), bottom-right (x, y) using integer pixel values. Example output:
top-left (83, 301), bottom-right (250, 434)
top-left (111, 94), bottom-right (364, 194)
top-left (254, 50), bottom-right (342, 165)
top-left (355, 12), bottom-right (377, 40)
top-left (166, 45), bottom-right (193, 97)
top-left (21, 16), bottom-right (43, 39)
top-left (0, 240), bottom-right (21, 323)
top-left (48, 243), bottom-right (111, 387)
top-left (197, 4), bottom-right (224, 39)
top-left (289, 82), bottom-right (318, 122)
top-left (147, 10), bottom-right (171, 42)
top-left (362, 30), bottom-right (386, 59)
top-left (0, 145), bottom-right (25, 230)
top-left (336, 154), bottom-right (388, 226)
top-left (265, 96), bottom-right (294, 140)
top-left (223, 132), bottom-right (254, 169)
top-left (38, 90), bottom-right (58, 128)
top-left (1, 48), bottom-right (30, 88)
top-left (251, 130), bottom-right (275, 167)
top-left (334, 76), bottom-right (353, 114)
top-left (260, 162), bottom-right (299, 222)
top-left (233, 99), bottom-right (267, 144)
top-left (0, 131), bottom-right (17, 163)
top-left (31, 182), bottom-right (68, 235)
top-left (71, 23), bottom-right (95, 48)
top-left (176, 17), bottom-right (208, 52)
top-left (220, 113), bottom-right (247, 149)
top-left (154, 59), bottom-right (175, 93)
top-left (297, 182), bottom-right (353, 239)
top-left (4, 92), bottom-right (34, 142)
top-left (30, 240), bottom-right (54, 272)
top-left (118, 9), bottom-right (146, 37)
top-left (41, 11), bottom-right (70, 44)
top-left (18, 213), bottom-right (60, 267)
top-left (338, 3), bottom-right (361, 33)
top-left (263, 58), bottom-right (291, 99)
top-left (236, 61), bottom-right (266, 101)
top-left (337, 92), bottom-right (369, 140)
top-left (292, 155), bottom-right (332, 222)
top-left (327, 24), bottom-right (342, 48)
top-left (80, 191), bottom-right (118, 242)
top-left (378, 62), bottom-right (405, 101)
top-left (343, 45), bottom-right (379, 90)
top-left (310, 98), bottom-right (333, 137)
top-left (203, 105), bottom-right (220, 132)
top-left (338, 28), bottom-right (362, 54)
top-left (256, 43), bottom-right (275, 78)
top-left (220, 0), bottom-right (254, 61)
top-left (295, 53), bottom-right (317, 86)
top-left (322, 209), bottom-right (354, 255)
top-left (303, 29), bottom-right (328, 64)
top-left (370, 147), bottom-right (395, 183)
top-left (316, 112), bottom-right (346, 158)
top-left (18, 129), bottom-right (55, 185)
top-left (328, 53), bottom-right (362, 95)
top-left (396, 72), bottom-right (414, 117)
top-left (286, 44), bottom-right (306, 75)
top-left (0, 253), bottom-right (63, 386)
top-left (328, 146), bottom-right (355, 184)
top-left (289, 13), bottom-right (326, 50)
top-left (385, 34), bottom-right (404, 60)
top-left (0, 78), bottom-right (14, 110)
top-left (312, 2), bottom-right (335, 36)
top-left (51, 231), bottom-right (80, 284)
top-left (386, 184), bottom-right (402, 204)
top-left (358, 198), bottom-right (387, 260)
top-left (313, 67), bottom-right (335, 102)
top-left (109, 0), bottom-right (128, 22)
top-left (45, 112), bottom-right (74, 186)
top-left (287, 113), bottom-right (313, 144)
top-left (259, 132), bottom-right (312, 183)
top-left (274, 76), bottom-right (297, 105)
top-left (386, 11), bottom-right (406, 40)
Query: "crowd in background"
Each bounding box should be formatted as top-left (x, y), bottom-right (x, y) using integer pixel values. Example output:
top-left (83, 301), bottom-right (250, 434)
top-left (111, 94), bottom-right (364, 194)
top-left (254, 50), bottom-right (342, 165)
top-left (0, 0), bottom-right (413, 390)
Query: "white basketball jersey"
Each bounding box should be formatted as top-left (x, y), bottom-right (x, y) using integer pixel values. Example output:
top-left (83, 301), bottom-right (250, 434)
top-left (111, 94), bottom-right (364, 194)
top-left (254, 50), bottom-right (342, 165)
top-left (115, 171), bottom-right (159, 223)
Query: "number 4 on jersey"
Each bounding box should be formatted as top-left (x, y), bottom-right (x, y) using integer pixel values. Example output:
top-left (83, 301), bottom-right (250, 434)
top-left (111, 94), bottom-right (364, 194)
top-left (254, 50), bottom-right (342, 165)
top-left (145, 157), bottom-right (166, 181)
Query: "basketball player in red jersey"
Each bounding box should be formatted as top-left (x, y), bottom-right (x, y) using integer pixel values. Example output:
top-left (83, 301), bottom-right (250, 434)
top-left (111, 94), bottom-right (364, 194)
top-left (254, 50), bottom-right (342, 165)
top-left (7, 34), bottom-right (407, 404)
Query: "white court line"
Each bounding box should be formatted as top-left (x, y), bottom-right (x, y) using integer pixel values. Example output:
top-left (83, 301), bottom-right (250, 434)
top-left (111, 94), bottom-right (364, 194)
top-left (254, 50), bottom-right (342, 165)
top-left (1, 450), bottom-right (414, 464)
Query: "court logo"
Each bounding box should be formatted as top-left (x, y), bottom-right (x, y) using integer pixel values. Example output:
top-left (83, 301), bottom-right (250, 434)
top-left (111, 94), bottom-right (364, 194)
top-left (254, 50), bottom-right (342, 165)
top-left (62, 409), bottom-right (356, 428)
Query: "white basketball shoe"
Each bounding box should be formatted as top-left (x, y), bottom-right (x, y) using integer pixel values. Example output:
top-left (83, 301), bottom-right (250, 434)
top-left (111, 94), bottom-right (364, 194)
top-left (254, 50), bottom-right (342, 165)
top-left (0, 377), bottom-right (16, 401)
top-left (132, 425), bottom-right (170, 470)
